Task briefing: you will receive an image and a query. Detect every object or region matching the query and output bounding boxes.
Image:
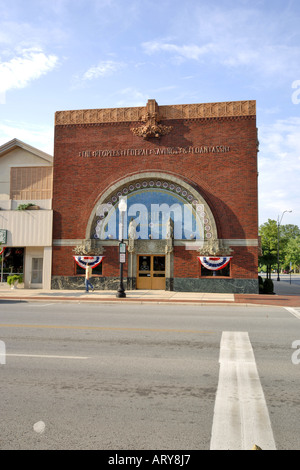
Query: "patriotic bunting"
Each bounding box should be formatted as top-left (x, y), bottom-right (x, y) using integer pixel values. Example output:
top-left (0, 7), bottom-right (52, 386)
top-left (73, 256), bottom-right (104, 269)
top-left (198, 256), bottom-right (232, 271)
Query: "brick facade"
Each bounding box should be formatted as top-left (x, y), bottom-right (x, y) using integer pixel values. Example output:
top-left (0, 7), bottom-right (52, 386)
top-left (52, 99), bottom-right (259, 293)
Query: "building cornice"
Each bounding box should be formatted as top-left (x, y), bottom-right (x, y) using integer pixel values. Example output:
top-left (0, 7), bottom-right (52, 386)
top-left (55, 99), bottom-right (256, 126)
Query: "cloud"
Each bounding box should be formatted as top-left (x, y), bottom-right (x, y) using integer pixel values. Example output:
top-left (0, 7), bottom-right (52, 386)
top-left (82, 60), bottom-right (125, 80)
top-left (142, 41), bottom-right (216, 62)
top-left (258, 117), bottom-right (300, 224)
top-left (142, 36), bottom-right (300, 81)
top-left (0, 48), bottom-right (58, 95)
top-left (0, 120), bottom-right (54, 155)
top-left (114, 87), bottom-right (149, 107)
top-left (141, 4), bottom-right (300, 81)
top-left (259, 117), bottom-right (300, 159)
top-left (72, 60), bottom-right (126, 89)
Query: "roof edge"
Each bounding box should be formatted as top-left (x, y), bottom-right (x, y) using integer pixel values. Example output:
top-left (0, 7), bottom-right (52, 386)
top-left (0, 138), bottom-right (53, 163)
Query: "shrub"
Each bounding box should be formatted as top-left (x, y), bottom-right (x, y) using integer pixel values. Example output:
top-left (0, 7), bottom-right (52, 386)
top-left (16, 203), bottom-right (35, 210)
top-left (258, 276), bottom-right (264, 294)
top-left (7, 274), bottom-right (23, 286)
top-left (263, 278), bottom-right (274, 294)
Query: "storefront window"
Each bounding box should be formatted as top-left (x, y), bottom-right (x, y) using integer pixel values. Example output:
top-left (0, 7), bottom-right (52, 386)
top-left (75, 262), bottom-right (103, 276)
top-left (139, 256), bottom-right (150, 272)
top-left (0, 248), bottom-right (24, 282)
top-left (201, 263), bottom-right (230, 277)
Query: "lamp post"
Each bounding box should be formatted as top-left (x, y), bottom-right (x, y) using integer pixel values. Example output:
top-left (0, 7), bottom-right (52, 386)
top-left (116, 197), bottom-right (127, 298)
top-left (277, 210), bottom-right (292, 281)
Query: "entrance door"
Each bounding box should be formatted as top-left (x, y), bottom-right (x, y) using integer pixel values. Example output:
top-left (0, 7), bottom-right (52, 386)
top-left (137, 255), bottom-right (166, 290)
top-left (31, 258), bottom-right (43, 287)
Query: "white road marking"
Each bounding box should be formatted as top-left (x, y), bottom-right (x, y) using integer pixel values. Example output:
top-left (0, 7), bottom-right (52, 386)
top-left (6, 354), bottom-right (89, 360)
top-left (25, 303), bottom-right (62, 308)
top-left (285, 307), bottom-right (300, 320)
top-left (210, 331), bottom-right (276, 450)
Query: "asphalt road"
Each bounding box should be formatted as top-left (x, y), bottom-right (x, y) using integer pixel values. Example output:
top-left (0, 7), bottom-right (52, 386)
top-left (262, 273), bottom-right (300, 286)
top-left (0, 301), bottom-right (300, 451)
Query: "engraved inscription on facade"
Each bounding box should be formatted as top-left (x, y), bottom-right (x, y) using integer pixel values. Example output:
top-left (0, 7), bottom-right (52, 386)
top-left (78, 145), bottom-right (231, 158)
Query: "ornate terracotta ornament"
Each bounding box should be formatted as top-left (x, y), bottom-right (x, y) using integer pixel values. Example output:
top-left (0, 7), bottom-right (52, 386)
top-left (131, 100), bottom-right (172, 140)
top-left (198, 239), bottom-right (233, 257)
top-left (73, 239), bottom-right (104, 256)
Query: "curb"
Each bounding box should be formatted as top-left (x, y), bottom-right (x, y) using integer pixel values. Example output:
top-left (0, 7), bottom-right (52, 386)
top-left (0, 294), bottom-right (299, 308)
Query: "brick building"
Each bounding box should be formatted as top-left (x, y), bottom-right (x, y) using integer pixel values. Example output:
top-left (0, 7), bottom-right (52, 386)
top-left (52, 99), bottom-right (259, 293)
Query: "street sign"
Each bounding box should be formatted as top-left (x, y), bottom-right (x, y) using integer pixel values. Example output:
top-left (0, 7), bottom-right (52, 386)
top-left (119, 243), bottom-right (126, 253)
top-left (0, 229), bottom-right (7, 244)
top-left (119, 242), bottom-right (126, 263)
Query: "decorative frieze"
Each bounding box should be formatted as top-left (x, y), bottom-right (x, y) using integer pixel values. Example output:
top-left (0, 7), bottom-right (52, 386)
top-left (55, 99), bottom-right (256, 126)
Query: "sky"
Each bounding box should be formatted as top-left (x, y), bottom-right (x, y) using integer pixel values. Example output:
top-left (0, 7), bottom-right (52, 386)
top-left (0, 0), bottom-right (300, 228)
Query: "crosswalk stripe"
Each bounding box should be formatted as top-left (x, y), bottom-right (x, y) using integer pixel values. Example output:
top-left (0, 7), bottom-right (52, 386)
top-left (210, 331), bottom-right (276, 450)
top-left (285, 307), bottom-right (300, 320)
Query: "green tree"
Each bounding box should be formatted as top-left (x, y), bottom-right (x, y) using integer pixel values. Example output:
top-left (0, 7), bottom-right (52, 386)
top-left (285, 236), bottom-right (300, 273)
top-left (280, 224), bottom-right (300, 240)
top-left (280, 225), bottom-right (300, 271)
top-left (259, 219), bottom-right (278, 279)
top-left (259, 220), bottom-right (300, 277)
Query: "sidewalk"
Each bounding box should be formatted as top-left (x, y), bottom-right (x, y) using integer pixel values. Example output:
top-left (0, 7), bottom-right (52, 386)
top-left (1, 280), bottom-right (300, 307)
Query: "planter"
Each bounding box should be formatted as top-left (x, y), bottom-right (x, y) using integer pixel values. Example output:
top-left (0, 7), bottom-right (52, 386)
top-left (7, 275), bottom-right (23, 289)
top-left (17, 203), bottom-right (40, 211)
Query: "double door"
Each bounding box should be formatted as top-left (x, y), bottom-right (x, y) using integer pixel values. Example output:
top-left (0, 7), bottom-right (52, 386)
top-left (137, 255), bottom-right (166, 290)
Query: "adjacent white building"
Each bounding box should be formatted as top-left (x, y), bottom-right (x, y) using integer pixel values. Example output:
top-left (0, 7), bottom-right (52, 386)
top-left (0, 138), bottom-right (53, 289)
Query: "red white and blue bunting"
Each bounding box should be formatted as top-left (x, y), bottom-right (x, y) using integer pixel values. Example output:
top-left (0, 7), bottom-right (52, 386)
top-left (73, 256), bottom-right (104, 269)
top-left (198, 256), bottom-right (232, 271)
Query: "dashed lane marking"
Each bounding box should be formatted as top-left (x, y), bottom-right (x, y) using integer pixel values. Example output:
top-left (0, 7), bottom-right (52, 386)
top-left (0, 323), bottom-right (215, 334)
top-left (6, 354), bottom-right (89, 360)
